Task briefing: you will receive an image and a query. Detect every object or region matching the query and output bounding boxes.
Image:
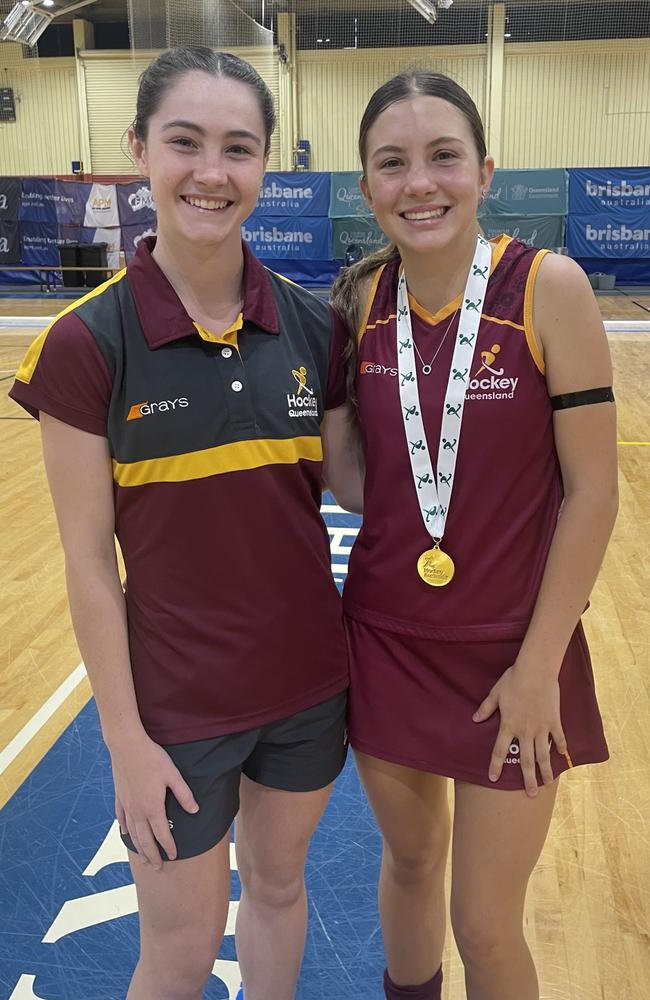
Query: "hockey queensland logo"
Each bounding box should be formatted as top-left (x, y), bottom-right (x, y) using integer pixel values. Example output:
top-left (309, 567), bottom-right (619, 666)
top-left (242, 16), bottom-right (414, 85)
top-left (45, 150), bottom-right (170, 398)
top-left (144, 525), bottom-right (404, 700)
top-left (466, 343), bottom-right (519, 401)
top-left (255, 172), bottom-right (330, 216)
top-left (287, 366), bottom-right (319, 418)
top-left (241, 215), bottom-right (331, 259)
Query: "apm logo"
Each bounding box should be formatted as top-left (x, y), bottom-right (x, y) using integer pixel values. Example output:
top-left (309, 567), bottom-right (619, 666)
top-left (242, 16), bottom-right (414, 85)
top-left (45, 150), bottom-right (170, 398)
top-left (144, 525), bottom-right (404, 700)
top-left (127, 398), bottom-right (189, 420)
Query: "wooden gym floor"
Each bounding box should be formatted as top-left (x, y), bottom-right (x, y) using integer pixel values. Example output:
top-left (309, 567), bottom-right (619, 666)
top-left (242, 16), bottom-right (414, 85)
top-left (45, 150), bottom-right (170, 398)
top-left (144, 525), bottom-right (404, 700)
top-left (0, 291), bottom-right (648, 999)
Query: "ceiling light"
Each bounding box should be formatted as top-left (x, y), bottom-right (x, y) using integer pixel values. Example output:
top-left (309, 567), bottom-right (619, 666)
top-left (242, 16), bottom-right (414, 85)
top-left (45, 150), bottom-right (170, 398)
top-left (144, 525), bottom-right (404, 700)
top-left (407, 0), bottom-right (437, 25)
top-left (1, 0), bottom-right (97, 43)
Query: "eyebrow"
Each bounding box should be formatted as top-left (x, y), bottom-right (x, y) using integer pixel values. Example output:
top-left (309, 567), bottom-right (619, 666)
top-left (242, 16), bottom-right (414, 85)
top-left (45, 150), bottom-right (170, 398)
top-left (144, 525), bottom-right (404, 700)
top-left (371, 136), bottom-right (467, 156)
top-left (161, 121), bottom-right (262, 145)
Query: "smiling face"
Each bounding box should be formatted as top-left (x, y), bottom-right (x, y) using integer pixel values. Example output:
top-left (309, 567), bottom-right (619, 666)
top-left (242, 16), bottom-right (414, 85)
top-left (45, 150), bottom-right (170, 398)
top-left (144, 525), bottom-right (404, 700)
top-left (129, 70), bottom-right (267, 254)
top-left (360, 94), bottom-right (493, 259)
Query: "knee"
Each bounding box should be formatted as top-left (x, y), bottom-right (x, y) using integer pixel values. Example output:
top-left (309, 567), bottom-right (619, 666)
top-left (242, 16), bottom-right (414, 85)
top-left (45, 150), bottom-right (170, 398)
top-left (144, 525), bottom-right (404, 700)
top-left (383, 830), bottom-right (449, 886)
top-left (450, 903), bottom-right (514, 972)
top-left (138, 927), bottom-right (220, 998)
top-left (239, 860), bottom-right (304, 911)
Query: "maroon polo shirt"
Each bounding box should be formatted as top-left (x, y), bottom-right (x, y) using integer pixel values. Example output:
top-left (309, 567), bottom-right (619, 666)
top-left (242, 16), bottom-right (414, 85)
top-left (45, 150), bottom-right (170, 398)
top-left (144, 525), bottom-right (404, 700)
top-left (11, 238), bottom-right (349, 743)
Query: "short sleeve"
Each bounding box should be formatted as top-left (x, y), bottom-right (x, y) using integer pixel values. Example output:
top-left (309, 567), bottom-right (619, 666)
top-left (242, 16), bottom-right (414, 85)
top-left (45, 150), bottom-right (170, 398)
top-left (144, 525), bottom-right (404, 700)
top-left (9, 310), bottom-right (112, 437)
top-left (325, 307), bottom-right (351, 410)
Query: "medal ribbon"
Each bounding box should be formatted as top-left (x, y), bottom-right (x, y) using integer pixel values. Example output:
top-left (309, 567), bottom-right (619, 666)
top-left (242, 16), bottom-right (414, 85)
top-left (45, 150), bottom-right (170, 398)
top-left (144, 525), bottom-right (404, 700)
top-left (396, 235), bottom-right (492, 543)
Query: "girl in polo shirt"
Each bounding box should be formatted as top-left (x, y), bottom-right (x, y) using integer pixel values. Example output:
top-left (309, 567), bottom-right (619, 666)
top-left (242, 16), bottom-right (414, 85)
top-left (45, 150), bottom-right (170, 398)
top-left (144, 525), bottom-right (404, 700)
top-left (332, 71), bottom-right (617, 1000)
top-left (11, 47), bottom-right (363, 1000)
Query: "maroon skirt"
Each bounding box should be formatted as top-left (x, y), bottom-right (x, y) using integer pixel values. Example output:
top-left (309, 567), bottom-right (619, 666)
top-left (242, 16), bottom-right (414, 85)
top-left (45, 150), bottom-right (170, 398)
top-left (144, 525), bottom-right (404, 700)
top-left (345, 617), bottom-right (609, 790)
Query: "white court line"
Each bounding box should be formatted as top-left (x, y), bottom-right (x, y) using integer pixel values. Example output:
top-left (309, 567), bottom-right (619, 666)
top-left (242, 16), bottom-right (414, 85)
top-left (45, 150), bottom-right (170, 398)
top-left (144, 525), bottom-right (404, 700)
top-left (0, 662), bottom-right (87, 777)
top-left (2, 318), bottom-right (650, 333)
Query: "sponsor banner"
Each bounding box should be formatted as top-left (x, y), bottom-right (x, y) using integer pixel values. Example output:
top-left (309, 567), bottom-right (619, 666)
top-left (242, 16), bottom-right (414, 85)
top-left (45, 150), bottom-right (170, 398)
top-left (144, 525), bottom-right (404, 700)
top-left (20, 221), bottom-right (60, 265)
top-left (0, 218), bottom-right (20, 264)
top-left (569, 168), bottom-right (650, 213)
top-left (0, 176), bottom-right (20, 220)
top-left (241, 215), bottom-right (331, 259)
top-left (123, 222), bottom-right (157, 262)
top-left (117, 181), bottom-right (156, 226)
top-left (480, 215), bottom-right (564, 250)
top-left (255, 172), bottom-right (330, 216)
top-left (83, 183), bottom-right (120, 229)
top-left (19, 178), bottom-right (58, 223)
top-left (576, 257), bottom-right (650, 286)
top-left (479, 169), bottom-right (567, 217)
top-left (567, 212), bottom-right (650, 258)
top-left (331, 216), bottom-right (388, 260)
top-left (54, 180), bottom-right (92, 225)
top-left (329, 171), bottom-right (366, 218)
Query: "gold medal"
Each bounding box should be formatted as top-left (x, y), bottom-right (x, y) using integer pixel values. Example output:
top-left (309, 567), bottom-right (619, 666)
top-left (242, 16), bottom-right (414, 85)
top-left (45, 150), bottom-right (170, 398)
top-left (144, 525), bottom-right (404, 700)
top-left (417, 543), bottom-right (455, 587)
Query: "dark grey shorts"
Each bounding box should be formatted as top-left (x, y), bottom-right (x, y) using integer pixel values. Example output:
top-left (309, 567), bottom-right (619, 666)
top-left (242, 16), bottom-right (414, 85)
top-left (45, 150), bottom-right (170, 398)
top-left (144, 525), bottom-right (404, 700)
top-left (121, 690), bottom-right (348, 861)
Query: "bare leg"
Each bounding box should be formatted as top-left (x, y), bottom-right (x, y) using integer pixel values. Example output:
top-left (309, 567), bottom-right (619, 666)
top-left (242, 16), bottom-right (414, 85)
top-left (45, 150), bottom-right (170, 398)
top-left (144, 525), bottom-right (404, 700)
top-left (354, 752), bottom-right (450, 988)
top-left (234, 775), bottom-right (333, 1000)
top-left (451, 779), bottom-right (559, 1000)
top-left (127, 832), bottom-right (231, 1000)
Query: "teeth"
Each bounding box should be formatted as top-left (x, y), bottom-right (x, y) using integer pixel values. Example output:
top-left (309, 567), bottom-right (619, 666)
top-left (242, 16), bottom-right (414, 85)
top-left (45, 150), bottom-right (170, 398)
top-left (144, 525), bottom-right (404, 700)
top-left (403, 208), bottom-right (446, 220)
top-left (185, 197), bottom-right (229, 210)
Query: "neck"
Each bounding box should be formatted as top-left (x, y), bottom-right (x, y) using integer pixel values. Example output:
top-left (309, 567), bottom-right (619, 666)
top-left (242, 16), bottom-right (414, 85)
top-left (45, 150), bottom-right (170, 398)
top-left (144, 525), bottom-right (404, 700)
top-left (152, 231), bottom-right (245, 315)
top-left (401, 226), bottom-right (481, 315)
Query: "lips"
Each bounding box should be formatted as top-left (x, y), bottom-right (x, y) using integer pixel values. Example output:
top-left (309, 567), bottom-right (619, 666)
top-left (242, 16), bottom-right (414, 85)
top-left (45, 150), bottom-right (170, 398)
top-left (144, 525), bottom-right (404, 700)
top-left (181, 196), bottom-right (232, 211)
top-left (401, 207), bottom-right (448, 221)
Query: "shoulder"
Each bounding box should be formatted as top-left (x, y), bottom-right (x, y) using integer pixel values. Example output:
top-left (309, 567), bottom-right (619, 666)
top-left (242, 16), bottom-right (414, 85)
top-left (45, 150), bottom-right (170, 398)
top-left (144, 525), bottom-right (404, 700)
top-left (533, 253), bottom-right (601, 338)
top-left (535, 251), bottom-right (593, 299)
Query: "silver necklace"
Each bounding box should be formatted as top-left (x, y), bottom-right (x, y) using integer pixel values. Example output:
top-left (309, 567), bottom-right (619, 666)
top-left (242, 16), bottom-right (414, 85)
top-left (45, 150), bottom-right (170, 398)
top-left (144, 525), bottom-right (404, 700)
top-left (412, 306), bottom-right (459, 376)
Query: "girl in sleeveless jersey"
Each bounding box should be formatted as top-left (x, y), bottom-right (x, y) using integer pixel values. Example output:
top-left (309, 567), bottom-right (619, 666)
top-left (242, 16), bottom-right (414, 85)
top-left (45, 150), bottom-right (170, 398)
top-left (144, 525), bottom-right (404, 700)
top-left (332, 72), bottom-right (617, 1000)
top-left (11, 48), bottom-right (362, 1000)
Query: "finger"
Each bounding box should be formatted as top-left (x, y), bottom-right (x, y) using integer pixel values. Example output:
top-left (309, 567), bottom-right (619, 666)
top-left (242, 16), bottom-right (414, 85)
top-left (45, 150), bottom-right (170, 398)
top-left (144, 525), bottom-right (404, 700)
top-left (169, 773), bottom-right (199, 815)
top-left (535, 734), bottom-right (555, 787)
top-left (488, 728), bottom-right (512, 783)
top-left (151, 815), bottom-right (177, 862)
top-left (124, 818), bottom-right (148, 866)
top-left (473, 690), bottom-right (499, 723)
top-left (551, 723), bottom-right (568, 759)
top-left (133, 820), bottom-right (163, 870)
top-left (115, 799), bottom-right (126, 835)
top-left (519, 738), bottom-right (538, 798)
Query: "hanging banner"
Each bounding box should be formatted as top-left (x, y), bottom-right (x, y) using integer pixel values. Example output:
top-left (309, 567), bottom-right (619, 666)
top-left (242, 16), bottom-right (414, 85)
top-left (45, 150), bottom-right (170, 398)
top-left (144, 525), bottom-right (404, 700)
top-left (241, 215), bottom-right (331, 259)
top-left (569, 168), bottom-right (650, 214)
top-left (20, 222), bottom-right (60, 264)
top-left (117, 181), bottom-right (156, 227)
top-left (0, 218), bottom-right (20, 264)
top-left (83, 183), bottom-right (120, 228)
top-left (0, 177), bottom-right (20, 221)
top-left (260, 258), bottom-right (340, 287)
top-left (331, 216), bottom-right (388, 260)
top-left (123, 222), bottom-right (157, 263)
top-left (480, 215), bottom-right (564, 250)
top-left (479, 169), bottom-right (568, 217)
top-left (255, 173), bottom-right (330, 217)
top-left (567, 213), bottom-right (650, 258)
top-left (329, 172), bottom-right (366, 218)
top-left (20, 179), bottom-right (58, 223)
top-left (54, 180), bottom-right (92, 225)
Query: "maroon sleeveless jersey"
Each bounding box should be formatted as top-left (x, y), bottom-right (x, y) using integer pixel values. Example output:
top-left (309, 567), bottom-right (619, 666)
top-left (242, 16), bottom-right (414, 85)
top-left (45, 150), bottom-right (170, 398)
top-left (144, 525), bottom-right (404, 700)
top-left (344, 236), bottom-right (558, 641)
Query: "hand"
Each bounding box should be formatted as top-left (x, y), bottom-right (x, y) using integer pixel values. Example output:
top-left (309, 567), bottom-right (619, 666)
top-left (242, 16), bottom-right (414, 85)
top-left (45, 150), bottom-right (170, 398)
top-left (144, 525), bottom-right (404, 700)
top-left (111, 733), bottom-right (199, 870)
top-left (472, 662), bottom-right (567, 798)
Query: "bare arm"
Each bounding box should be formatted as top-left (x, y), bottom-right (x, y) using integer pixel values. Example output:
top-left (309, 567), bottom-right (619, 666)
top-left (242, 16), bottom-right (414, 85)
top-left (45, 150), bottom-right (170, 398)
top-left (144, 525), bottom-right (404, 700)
top-left (41, 413), bottom-right (197, 866)
top-left (474, 254), bottom-right (618, 795)
top-left (321, 403), bottom-right (365, 514)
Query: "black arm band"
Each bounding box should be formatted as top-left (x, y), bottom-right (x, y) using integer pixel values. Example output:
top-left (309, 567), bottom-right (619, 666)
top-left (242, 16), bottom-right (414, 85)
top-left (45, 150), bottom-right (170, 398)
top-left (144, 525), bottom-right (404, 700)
top-left (550, 387), bottom-right (615, 411)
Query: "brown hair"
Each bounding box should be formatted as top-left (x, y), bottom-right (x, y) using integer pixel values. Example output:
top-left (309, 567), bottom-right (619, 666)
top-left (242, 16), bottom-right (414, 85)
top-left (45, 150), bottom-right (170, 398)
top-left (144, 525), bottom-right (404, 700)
top-left (331, 69), bottom-right (487, 404)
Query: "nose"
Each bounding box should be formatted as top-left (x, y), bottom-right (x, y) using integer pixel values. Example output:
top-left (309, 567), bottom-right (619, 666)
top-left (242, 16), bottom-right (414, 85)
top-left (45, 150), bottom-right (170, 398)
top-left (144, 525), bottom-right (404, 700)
top-left (194, 151), bottom-right (228, 188)
top-left (403, 162), bottom-right (437, 197)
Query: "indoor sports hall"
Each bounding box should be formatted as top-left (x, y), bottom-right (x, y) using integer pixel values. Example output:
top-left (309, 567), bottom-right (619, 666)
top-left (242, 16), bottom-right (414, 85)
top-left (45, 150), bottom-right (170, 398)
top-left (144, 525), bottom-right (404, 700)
top-left (1, 1), bottom-right (648, 998)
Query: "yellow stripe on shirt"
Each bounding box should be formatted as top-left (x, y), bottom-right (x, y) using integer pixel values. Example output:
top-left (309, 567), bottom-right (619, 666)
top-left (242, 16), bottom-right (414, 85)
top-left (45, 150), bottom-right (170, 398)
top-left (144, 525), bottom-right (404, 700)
top-left (113, 435), bottom-right (323, 487)
top-left (14, 270), bottom-right (128, 384)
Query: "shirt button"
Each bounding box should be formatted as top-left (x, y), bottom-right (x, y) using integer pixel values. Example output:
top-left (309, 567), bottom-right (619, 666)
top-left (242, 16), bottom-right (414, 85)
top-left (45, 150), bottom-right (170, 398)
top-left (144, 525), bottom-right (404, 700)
top-left (231, 380), bottom-right (243, 393)
top-left (221, 347), bottom-right (233, 358)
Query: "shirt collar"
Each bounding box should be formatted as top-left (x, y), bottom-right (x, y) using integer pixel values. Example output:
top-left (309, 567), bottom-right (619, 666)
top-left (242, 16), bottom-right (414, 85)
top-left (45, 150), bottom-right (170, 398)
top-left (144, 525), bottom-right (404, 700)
top-left (127, 236), bottom-right (280, 349)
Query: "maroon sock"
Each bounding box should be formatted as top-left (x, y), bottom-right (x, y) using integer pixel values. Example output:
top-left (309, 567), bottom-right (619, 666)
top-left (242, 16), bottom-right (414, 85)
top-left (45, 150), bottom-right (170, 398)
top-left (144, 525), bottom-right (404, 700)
top-left (383, 966), bottom-right (443, 1000)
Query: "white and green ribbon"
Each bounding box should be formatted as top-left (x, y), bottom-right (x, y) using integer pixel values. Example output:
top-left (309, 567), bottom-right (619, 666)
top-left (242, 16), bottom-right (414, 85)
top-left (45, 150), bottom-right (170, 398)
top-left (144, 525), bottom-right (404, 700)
top-left (396, 235), bottom-right (492, 542)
